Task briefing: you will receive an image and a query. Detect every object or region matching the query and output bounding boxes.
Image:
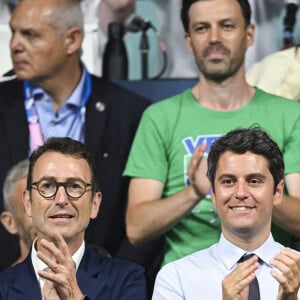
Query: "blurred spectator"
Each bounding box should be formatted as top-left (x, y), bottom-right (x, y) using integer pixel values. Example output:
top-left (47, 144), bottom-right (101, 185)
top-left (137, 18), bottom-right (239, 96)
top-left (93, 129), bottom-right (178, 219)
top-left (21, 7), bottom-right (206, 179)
top-left (0, 0), bottom-right (134, 76)
top-left (82, 0), bottom-right (135, 77)
top-left (0, 159), bottom-right (36, 266)
top-left (246, 45), bottom-right (300, 101)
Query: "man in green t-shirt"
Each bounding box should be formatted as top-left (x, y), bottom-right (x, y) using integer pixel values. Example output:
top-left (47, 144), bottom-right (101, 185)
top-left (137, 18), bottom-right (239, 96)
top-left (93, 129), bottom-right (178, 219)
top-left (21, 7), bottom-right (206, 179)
top-left (124, 0), bottom-right (300, 266)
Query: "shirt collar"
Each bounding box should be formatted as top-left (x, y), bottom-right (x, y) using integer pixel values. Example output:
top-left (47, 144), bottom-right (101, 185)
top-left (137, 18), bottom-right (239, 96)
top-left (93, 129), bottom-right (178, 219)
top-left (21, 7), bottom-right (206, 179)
top-left (31, 238), bottom-right (85, 281)
top-left (216, 233), bottom-right (276, 270)
top-left (30, 64), bottom-right (88, 109)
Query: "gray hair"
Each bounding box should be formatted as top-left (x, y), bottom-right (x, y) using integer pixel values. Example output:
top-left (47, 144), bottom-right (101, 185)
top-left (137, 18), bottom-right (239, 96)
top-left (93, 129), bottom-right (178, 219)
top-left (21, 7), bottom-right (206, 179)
top-left (45, 0), bottom-right (84, 36)
top-left (3, 159), bottom-right (29, 212)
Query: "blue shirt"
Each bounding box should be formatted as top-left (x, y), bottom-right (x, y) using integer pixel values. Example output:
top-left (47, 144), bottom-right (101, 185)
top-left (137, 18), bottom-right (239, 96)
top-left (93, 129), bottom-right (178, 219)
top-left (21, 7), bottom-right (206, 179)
top-left (152, 234), bottom-right (300, 299)
top-left (31, 67), bottom-right (88, 152)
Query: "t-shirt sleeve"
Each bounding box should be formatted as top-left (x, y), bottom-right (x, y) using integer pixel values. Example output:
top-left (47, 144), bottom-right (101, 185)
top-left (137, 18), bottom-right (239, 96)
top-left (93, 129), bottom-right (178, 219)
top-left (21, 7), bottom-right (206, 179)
top-left (123, 108), bottom-right (169, 183)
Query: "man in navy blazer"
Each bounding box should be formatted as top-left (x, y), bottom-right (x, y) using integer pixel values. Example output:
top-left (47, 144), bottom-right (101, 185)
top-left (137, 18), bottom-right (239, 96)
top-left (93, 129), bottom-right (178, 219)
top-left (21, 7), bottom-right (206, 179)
top-left (0, 0), bottom-right (163, 286)
top-left (0, 245), bottom-right (146, 300)
top-left (0, 137), bottom-right (146, 300)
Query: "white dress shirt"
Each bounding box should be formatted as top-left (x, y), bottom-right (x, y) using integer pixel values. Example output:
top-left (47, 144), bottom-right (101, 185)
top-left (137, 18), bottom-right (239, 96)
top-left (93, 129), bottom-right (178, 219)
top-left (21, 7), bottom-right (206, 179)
top-left (152, 234), bottom-right (300, 299)
top-left (31, 238), bottom-right (85, 297)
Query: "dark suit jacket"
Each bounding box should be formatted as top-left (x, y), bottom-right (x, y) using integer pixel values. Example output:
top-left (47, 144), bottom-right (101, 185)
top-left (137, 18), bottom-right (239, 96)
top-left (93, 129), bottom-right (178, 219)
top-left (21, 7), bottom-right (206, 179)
top-left (0, 246), bottom-right (146, 300)
top-left (0, 76), bottom-right (163, 280)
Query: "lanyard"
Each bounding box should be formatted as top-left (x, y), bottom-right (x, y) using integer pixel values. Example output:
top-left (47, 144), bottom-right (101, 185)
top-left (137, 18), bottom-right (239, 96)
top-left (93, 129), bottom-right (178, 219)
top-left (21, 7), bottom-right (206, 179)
top-left (24, 80), bottom-right (44, 150)
top-left (23, 72), bottom-right (92, 151)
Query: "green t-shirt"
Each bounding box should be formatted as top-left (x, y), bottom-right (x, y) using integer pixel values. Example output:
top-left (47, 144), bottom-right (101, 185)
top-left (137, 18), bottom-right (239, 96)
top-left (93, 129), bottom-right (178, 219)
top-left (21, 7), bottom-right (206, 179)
top-left (124, 88), bottom-right (300, 265)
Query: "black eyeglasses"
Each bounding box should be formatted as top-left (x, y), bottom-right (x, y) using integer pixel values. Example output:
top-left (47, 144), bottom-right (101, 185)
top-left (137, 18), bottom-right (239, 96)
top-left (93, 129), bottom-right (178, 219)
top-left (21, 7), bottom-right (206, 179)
top-left (31, 178), bottom-right (93, 200)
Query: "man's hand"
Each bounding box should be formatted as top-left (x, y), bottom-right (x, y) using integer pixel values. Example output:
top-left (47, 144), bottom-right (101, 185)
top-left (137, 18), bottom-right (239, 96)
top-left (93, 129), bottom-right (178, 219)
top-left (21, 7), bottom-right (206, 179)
top-left (222, 255), bottom-right (260, 300)
top-left (187, 144), bottom-right (211, 199)
top-left (270, 247), bottom-right (300, 300)
top-left (43, 279), bottom-right (60, 300)
top-left (37, 232), bottom-right (84, 300)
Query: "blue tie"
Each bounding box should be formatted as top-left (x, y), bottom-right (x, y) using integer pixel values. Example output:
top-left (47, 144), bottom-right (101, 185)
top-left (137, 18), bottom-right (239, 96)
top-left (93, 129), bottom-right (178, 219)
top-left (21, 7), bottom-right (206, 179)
top-left (239, 253), bottom-right (261, 300)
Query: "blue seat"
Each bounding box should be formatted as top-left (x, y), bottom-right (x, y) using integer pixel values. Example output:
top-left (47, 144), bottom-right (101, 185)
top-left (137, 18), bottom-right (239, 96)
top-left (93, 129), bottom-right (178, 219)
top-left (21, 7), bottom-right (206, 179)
top-left (114, 79), bottom-right (198, 103)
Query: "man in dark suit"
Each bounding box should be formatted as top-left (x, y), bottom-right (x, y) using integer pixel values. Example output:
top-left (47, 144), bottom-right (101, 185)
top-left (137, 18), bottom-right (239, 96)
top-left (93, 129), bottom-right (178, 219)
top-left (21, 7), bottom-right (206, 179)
top-left (0, 137), bottom-right (146, 299)
top-left (0, 0), bottom-right (162, 287)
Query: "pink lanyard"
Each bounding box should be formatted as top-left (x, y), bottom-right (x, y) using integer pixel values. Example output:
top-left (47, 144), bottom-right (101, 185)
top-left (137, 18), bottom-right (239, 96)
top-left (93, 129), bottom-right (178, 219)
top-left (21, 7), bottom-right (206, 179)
top-left (24, 80), bottom-right (44, 150)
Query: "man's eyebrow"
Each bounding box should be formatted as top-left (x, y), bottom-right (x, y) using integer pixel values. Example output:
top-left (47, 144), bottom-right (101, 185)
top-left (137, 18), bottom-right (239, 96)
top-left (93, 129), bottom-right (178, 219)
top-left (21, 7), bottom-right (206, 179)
top-left (33, 176), bottom-right (56, 181)
top-left (216, 174), bottom-right (236, 181)
top-left (216, 173), bottom-right (267, 181)
top-left (34, 176), bottom-right (86, 182)
top-left (245, 173), bottom-right (266, 180)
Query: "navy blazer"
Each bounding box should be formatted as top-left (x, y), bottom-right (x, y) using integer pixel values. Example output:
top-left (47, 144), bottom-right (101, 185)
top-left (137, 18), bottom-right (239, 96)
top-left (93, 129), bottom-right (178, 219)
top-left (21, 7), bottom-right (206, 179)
top-left (0, 75), bottom-right (164, 273)
top-left (0, 246), bottom-right (147, 300)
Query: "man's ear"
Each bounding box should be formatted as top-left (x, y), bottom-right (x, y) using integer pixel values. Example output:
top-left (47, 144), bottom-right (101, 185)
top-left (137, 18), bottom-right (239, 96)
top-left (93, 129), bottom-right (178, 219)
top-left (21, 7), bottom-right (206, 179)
top-left (64, 27), bottom-right (83, 55)
top-left (90, 192), bottom-right (102, 220)
top-left (23, 190), bottom-right (32, 217)
top-left (185, 32), bottom-right (194, 55)
top-left (246, 23), bottom-right (255, 49)
top-left (0, 211), bottom-right (18, 235)
top-left (273, 179), bottom-right (284, 206)
top-left (211, 190), bottom-right (216, 205)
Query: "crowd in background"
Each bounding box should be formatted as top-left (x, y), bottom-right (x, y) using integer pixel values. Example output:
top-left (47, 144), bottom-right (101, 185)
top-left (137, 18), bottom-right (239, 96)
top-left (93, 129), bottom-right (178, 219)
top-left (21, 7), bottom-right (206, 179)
top-left (1, 0), bottom-right (300, 80)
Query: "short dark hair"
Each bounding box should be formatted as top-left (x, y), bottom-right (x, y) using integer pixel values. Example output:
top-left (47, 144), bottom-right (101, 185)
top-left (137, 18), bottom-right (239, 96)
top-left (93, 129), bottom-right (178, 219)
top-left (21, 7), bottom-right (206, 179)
top-left (181, 0), bottom-right (252, 33)
top-left (207, 127), bottom-right (284, 193)
top-left (27, 137), bottom-right (99, 194)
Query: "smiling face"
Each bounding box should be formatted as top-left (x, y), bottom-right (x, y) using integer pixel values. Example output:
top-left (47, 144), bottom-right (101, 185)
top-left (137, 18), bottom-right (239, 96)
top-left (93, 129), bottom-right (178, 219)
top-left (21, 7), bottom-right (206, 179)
top-left (185, 0), bottom-right (254, 81)
top-left (23, 152), bottom-right (101, 250)
top-left (212, 151), bottom-right (283, 243)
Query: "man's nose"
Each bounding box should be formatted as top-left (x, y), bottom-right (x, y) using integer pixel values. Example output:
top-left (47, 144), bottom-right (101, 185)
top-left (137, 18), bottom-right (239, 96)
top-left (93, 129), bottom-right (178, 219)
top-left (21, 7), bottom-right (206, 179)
top-left (54, 186), bottom-right (69, 204)
top-left (234, 181), bottom-right (249, 200)
top-left (10, 32), bottom-right (23, 52)
top-left (209, 26), bottom-right (221, 42)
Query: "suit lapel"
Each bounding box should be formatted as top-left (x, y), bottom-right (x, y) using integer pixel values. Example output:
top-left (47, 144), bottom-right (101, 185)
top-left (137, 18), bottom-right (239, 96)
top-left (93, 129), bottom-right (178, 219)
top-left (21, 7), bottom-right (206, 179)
top-left (10, 255), bottom-right (42, 299)
top-left (76, 247), bottom-right (108, 299)
top-left (85, 76), bottom-right (110, 157)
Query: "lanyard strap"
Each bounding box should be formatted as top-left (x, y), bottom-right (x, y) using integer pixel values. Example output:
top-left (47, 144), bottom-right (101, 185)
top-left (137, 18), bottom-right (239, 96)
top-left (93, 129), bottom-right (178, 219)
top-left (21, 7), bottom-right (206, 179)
top-left (78, 70), bottom-right (92, 124)
top-left (24, 80), bottom-right (44, 150)
top-left (23, 71), bottom-right (92, 150)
